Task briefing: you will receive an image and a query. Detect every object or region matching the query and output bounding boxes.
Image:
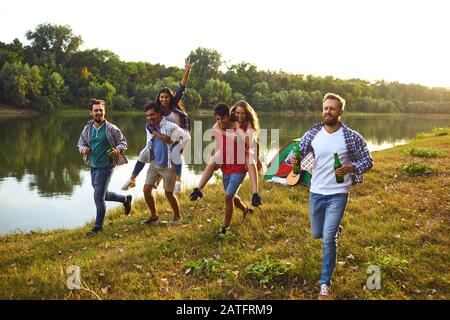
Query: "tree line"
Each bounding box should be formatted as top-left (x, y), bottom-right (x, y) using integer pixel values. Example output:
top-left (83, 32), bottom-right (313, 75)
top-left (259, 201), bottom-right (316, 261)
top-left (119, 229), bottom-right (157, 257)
top-left (1, 23), bottom-right (449, 113)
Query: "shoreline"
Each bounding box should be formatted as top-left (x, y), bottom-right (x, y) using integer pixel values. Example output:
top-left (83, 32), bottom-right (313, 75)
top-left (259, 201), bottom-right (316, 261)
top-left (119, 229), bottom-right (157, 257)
top-left (1, 104), bottom-right (449, 118)
top-left (0, 105), bottom-right (43, 117)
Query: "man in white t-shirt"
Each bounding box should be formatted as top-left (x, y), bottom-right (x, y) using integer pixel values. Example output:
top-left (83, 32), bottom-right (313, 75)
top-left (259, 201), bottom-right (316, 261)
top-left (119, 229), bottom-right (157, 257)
top-left (289, 93), bottom-right (373, 300)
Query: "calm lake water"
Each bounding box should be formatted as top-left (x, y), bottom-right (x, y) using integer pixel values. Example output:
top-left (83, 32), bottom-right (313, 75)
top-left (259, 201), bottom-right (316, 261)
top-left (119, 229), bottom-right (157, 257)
top-left (0, 112), bottom-right (449, 234)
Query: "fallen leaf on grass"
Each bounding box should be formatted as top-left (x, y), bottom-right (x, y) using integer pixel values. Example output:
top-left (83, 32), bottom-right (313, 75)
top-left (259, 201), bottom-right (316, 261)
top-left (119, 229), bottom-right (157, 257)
top-left (346, 254), bottom-right (355, 260)
top-left (160, 287), bottom-right (169, 295)
top-left (101, 285), bottom-right (111, 294)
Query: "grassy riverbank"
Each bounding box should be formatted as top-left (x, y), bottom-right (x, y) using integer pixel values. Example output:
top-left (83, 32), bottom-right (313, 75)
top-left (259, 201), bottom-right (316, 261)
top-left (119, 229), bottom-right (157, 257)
top-left (0, 104), bottom-right (42, 117)
top-left (0, 128), bottom-right (449, 300)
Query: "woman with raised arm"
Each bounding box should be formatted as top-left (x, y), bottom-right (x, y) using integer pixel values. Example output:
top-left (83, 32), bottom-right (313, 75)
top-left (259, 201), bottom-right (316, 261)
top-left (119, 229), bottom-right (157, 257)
top-left (122, 59), bottom-right (192, 194)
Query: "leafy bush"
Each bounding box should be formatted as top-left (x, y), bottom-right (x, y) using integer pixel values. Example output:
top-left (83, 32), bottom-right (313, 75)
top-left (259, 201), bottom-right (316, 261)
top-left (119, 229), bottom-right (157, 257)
top-left (245, 255), bottom-right (296, 284)
top-left (409, 148), bottom-right (443, 158)
top-left (184, 258), bottom-right (231, 279)
top-left (415, 132), bottom-right (428, 139)
top-left (401, 163), bottom-right (433, 176)
top-left (432, 127), bottom-right (449, 136)
top-left (366, 254), bottom-right (409, 278)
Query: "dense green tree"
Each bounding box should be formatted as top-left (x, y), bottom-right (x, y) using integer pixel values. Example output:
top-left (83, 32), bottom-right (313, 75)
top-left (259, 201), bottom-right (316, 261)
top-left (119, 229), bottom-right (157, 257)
top-left (270, 90), bottom-right (289, 110)
top-left (112, 94), bottom-right (134, 110)
top-left (224, 62), bottom-right (260, 97)
top-left (0, 39), bottom-right (25, 66)
top-left (87, 81), bottom-right (116, 108)
top-left (201, 78), bottom-right (233, 107)
top-left (183, 88), bottom-right (202, 110)
top-left (0, 62), bottom-right (42, 106)
top-left (187, 47), bottom-right (222, 87)
top-left (35, 69), bottom-right (66, 112)
top-left (287, 89), bottom-right (310, 112)
top-left (25, 23), bottom-right (82, 68)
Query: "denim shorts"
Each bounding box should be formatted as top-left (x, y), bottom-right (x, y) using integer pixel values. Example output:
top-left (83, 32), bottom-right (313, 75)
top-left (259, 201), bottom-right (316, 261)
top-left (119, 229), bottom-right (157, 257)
top-left (222, 172), bottom-right (246, 197)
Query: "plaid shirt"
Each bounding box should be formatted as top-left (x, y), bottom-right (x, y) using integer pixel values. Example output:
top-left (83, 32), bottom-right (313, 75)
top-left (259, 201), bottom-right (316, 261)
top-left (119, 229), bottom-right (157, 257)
top-left (287, 122), bottom-right (373, 185)
top-left (77, 120), bottom-right (128, 166)
top-left (138, 117), bottom-right (191, 168)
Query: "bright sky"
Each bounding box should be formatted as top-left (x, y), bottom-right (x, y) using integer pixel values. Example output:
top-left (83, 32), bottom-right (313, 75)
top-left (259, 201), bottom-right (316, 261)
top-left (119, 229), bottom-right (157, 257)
top-left (2, 0), bottom-right (449, 88)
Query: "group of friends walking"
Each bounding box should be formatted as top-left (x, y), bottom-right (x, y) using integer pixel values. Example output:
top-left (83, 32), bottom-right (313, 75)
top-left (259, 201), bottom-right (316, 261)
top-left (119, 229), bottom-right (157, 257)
top-left (77, 60), bottom-right (373, 299)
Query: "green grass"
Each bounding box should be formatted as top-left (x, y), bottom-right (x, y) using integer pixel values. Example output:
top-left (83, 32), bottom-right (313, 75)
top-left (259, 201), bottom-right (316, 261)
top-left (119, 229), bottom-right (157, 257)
top-left (432, 127), bottom-right (449, 136)
top-left (409, 148), bottom-right (444, 158)
top-left (401, 163), bottom-right (434, 176)
top-left (416, 127), bottom-right (450, 139)
top-left (1, 128), bottom-right (449, 300)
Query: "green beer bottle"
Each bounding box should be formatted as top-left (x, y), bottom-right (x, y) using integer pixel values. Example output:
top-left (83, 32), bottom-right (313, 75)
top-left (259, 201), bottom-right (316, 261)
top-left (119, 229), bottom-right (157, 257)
top-left (293, 144), bottom-right (301, 174)
top-left (334, 152), bottom-right (344, 183)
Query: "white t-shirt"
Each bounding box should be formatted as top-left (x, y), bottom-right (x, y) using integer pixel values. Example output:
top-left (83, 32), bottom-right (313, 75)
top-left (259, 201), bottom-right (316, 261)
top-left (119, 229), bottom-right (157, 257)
top-left (165, 111), bottom-right (181, 127)
top-left (310, 127), bottom-right (352, 195)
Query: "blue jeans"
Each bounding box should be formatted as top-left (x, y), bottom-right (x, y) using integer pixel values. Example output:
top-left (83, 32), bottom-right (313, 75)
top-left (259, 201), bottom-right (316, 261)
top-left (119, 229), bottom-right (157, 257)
top-left (91, 166), bottom-right (125, 228)
top-left (222, 173), bottom-right (246, 197)
top-left (309, 192), bottom-right (349, 285)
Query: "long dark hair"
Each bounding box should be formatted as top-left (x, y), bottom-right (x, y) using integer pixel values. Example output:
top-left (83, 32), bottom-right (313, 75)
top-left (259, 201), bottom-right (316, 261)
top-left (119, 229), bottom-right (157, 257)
top-left (156, 87), bottom-right (186, 113)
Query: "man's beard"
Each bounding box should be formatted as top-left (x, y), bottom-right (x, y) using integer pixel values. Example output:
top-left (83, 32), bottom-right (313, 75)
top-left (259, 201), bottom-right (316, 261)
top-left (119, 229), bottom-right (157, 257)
top-left (94, 116), bottom-right (104, 123)
top-left (324, 116), bottom-right (338, 126)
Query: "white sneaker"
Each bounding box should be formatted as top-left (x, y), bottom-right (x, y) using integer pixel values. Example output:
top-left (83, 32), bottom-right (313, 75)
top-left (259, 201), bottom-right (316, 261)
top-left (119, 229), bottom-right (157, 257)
top-left (174, 181), bottom-right (181, 194)
top-left (318, 284), bottom-right (332, 300)
top-left (121, 178), bottom-right (136, 191)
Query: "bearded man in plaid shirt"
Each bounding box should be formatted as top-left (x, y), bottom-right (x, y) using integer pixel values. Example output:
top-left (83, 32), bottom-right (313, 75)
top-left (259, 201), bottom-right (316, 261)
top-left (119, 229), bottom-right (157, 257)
top-left (288, 93), bottom-right (373, 300)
